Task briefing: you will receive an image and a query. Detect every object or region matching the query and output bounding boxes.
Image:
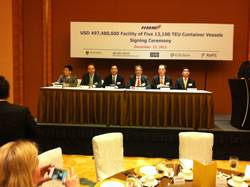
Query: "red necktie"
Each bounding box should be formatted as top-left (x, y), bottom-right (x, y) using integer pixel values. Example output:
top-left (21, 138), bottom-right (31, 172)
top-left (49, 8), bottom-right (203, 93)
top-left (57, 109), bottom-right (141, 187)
top-left (137, 78), bottom-right (141, 86)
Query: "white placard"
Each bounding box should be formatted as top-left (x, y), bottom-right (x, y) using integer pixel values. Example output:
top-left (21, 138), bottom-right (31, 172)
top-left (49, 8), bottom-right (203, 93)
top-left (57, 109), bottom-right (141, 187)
top-left (70, 22), bottom-right (234, 61)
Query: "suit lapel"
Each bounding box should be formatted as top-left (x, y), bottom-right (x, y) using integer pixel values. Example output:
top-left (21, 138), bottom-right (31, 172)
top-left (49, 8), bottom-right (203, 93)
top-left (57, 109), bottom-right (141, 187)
top-left (86, 74), bottom-right (90, 83)
top-left (181, 78), bottom-right (185, 89)
top-left (110, 75), bottom-right (113, 84)
top-left (141, 76), bottom-right (144, 83)
top-left (133, 75), bottom-right (136, 85)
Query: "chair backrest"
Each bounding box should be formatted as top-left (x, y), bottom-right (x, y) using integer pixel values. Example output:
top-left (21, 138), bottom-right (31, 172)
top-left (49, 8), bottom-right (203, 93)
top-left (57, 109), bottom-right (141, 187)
top-left (92, 132), bottom-right (124, 181)
top-left (38, 147), bottom-right (64, 187)
top-left (179, 132), bottom-right (214, 164)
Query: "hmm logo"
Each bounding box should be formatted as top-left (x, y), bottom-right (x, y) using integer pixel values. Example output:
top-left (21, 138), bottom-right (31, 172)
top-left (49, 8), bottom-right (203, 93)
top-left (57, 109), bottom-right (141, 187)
top-left (141, 25), bottom-right (161, 30)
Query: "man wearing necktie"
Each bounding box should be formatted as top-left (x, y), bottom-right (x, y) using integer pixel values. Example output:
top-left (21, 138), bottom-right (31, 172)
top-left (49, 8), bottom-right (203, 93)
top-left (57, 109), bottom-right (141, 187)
top-left (112, 75), bottom-right (116, 84)
top-left (136, 76), bottom-right (141, 86)
top-left (183, 77), bottom-right (188, 89)
top-left (80, 64), bottom-right (102, 87)
top-left (175, 67), bottom-right (196, 90)
top-left (151, 64), bottom-right (173, 89)
top-left (103, 65), bottom-right (125, 88)
top-left (129, 65), bottom-right (150, 88)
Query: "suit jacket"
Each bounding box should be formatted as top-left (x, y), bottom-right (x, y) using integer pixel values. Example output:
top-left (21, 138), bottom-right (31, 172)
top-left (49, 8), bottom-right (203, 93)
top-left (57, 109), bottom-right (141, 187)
top-left (80, 73), bottom-right (102, 88)
top-left (151, 75), bottom-right (173, 89)
top-left (129, 74), bottom-right (150, 89)
top-left (103, 74), bottom-right (125, 88)
top-left (175, 77), bottom-right (196, 90)
top-left (0, 101), bottom-right (38, 146)
top-left (57, 74), bottom-right (78, 87)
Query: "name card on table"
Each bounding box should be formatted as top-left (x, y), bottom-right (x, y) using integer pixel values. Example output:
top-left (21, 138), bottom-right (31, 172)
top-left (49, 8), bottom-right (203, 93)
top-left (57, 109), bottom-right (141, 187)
top-left (173, 176), bottom-right (185, 185)
top-left (52, 84), bottom-right (63, 88)
top-left (187, 88), bottom-right (198, 91)
top-left (131, 86), bottom-right (146, 90)
top-left (105, 86), bottom-right (116, 90)
top-left (160, 87), bottom-right (171, 91)
top-left (193, 160), bottom-right (217, 187)
top-left (80, 85), bottom-right (89, 89)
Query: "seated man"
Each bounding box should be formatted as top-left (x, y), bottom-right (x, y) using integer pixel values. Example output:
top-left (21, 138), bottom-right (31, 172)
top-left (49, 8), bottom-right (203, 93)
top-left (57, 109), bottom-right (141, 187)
top-left (175, 67), bottom-right (196, 90)
top-left (103, 65), bottom-right (125, 88)
top-left (0, 76), bottom-right (38, 146)
top-left (80, 64), bottom-right (102, 87)
top-left (57, 65), bottom-right (78, 87)
top-left (129, 65), bottom-right (150, 89)
top-left (151, 64), bottom-right (173, 89)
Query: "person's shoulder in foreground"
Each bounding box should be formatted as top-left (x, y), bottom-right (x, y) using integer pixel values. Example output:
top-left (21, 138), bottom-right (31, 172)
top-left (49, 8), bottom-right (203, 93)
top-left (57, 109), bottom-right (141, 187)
top-left (0, 75), bottom-right (38, 145)
top-left (238, 60), bottom-right (250, 79)
top-left (0, 140), bottom-right (79, 187)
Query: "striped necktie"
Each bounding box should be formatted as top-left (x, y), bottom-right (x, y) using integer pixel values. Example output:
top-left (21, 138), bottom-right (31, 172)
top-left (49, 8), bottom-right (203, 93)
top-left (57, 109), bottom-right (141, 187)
top-left (112, 76), bottom-right (116, 84)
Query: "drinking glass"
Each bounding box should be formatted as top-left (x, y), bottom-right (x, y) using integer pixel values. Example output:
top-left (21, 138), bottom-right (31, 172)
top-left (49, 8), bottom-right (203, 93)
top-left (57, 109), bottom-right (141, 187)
top-left (229, 156), bottom-right (239, 171)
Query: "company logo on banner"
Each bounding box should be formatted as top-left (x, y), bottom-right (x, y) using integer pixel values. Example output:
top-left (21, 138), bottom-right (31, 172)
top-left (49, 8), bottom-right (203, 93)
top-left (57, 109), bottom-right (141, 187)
top-left (70, 22), bottom-right (234, 61)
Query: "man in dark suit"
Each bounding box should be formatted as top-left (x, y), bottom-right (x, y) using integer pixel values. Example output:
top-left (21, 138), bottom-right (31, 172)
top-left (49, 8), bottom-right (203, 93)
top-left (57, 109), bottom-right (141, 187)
top-left (129, 65), bottom-right (150, 89)
top-left (175, 67), bottom-right (196, 90)
top-left (0, 76), bottom-right (38, 146)
top-left (151, 64), bottom-right (173, 89)
top-left (103, 65), bottom-right (125, 88)
top-left (80, 64), bottom-right (102, 88)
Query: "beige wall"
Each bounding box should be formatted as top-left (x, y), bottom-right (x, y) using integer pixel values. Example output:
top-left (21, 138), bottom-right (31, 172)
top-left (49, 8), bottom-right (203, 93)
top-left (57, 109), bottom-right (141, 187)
top-left (0, 0), bottom-right (13, 102)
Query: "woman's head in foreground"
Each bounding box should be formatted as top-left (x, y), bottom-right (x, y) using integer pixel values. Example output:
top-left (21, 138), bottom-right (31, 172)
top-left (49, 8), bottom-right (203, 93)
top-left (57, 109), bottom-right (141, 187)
top-left (0, 140), bottom-right (40, 187)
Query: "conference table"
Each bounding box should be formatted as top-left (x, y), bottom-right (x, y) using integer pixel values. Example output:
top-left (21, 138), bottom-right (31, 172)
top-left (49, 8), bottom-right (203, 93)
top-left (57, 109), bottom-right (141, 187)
top-left (93, 160), bottom-right (250, 187)
top-left (38, 87), bottom-right (214, 128)
top-left (61, 155), bottom-right (250, 187)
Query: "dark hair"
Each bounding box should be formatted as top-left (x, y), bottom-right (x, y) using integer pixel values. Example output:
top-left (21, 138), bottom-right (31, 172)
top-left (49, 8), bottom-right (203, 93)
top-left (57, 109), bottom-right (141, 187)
top-left (0, 76), bottom-right (10, 99)
top-left (111, 65), bottom-right (118, 69)
top-left (88, 64), bottom-right (95, 68)
top-left (182, 67), bottom-right (190, 72)
top-left (64, 65), bottom-right (73, 71)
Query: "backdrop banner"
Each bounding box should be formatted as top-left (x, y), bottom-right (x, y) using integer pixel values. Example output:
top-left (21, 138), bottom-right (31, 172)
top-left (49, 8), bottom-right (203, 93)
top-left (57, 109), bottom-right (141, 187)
top-left (70, 22), bottom-right (234, 61)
